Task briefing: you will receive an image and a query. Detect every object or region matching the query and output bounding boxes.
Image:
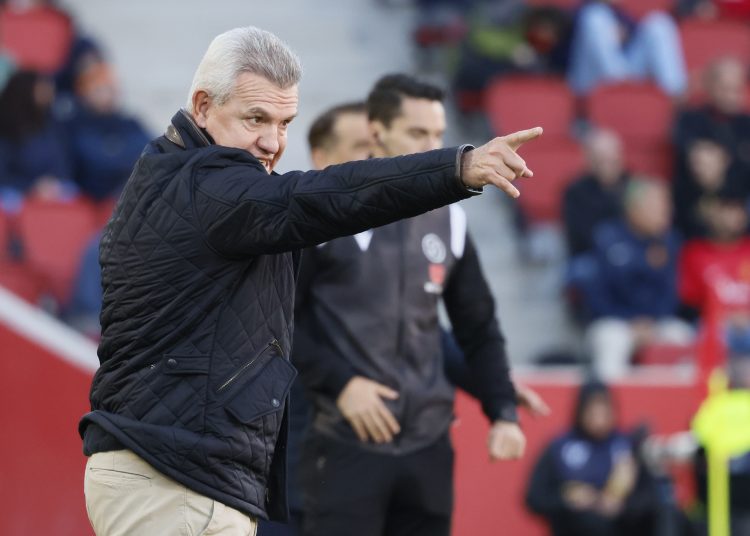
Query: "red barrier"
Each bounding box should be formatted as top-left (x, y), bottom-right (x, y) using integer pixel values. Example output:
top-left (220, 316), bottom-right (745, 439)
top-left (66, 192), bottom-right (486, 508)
top-left (0, 323), bottom-right (94, 535)
top-left (0, 319), bottom-right (701, 535)
top-left (451, 374), bottom-right (701, 536)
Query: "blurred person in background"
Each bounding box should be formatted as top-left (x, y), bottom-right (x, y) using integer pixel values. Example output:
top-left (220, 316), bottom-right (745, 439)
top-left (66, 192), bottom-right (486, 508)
top-left (674, 57), bottom-right (750, 181)
top-left (294, 74), bottom-right (526, 536)
top-left (563, 129), bottom-right (631, 257)
top-left (66, 231), bottom-right (102, 339)
top-left (451, 0), bottom-right (571, 102)
top-left (63, 61), bottom-right (150, 201)
top-left (567, 0), bottom-right (687, 97)
top-left (526, 381), bottom-right (660, 536)
top-left (79, 26), bottom-right (543, 536)
top-left (679, 190), bottom-right (750, 337)
top-left (0, 69), bottom-right (75, 211)
top-left (582, 179), bottom-right (693, 379)
top-left (259, 100), bottom-right (549, 536)
top-left (677, 0), bottom-right (750, 20)
top-left (258, 101), bottom-right (373, 536)
top-left (673, 135), bottom-right (737, 239)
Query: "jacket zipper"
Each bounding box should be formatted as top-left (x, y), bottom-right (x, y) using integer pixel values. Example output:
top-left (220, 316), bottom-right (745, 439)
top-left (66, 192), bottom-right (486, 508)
top-left (217, 340), bottom-right (282, 392)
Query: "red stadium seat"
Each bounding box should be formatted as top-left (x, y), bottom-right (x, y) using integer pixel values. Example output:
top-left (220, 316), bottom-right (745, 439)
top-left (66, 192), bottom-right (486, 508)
top-left (0, 6), bottom-right (73, 73)
top-left (587, 82), bottom-right (674, 179)
top-left (634, 343), bottom-right (695, 365)
top-left (516, 139), bottom-right (586, 222)
top-left (17, 198), bottom-right (98, 304)
top-left (680, 19), bottom-right (750, 92)
top-left (485, 76), bottom-right (576, 141)
top-left (587, 82), bottom-right (673, 141)
top-left (626, 143), bottom-right (673, 180)
top-left (618, 0), bottom-right (674, 20)
top-left (0, 260), bottom-right (44, 304)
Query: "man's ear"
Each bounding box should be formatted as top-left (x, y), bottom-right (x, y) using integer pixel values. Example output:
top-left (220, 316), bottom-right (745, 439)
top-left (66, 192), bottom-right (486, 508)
top-left (310, 147), bottom-right (328, 170)
top-left (370, 120), bottom-right (386, 147)
top-left (191, 90), bottom-right (212, 128)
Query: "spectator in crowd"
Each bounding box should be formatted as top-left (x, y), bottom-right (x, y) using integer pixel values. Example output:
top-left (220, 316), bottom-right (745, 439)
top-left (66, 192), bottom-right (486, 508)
top-left (673, 57), bottom-right (750, 180)
top-left (0, 69), bottom-right (75, 211)
top-left (582, 179), bottom-right (693, 379)
top-left (673, 135), bottom-right (736, 238)
top-left (679, 190), bottom-right (750, 331)
top-left (295, 74), bottom-right (525, 536)
top-left (567, 0), bottom-right (687, 97)
top-left (563, 129), bottom-right (631, 256)
top-left (452, 0), bottom-right (570, 102)
top-left (63, 62), bottom-right (150, 200)
top-left (66, 232), bottom-right (102, 339)
top-left (526, 381), bottom-right (659, 536)
top-left (678, 0), bottom-right (750, 20)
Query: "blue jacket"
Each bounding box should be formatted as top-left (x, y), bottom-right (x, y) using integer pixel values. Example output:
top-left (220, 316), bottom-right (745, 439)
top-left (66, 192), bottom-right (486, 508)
top-left (65, 105), bottom-right (150, 200)
top-left (586, 221), bottom-right (681, 319)
top-left (0, 120), bottom-right (72, 192)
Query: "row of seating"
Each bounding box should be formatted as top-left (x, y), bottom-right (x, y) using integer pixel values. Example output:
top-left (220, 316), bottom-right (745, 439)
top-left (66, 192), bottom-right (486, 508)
top-left (0, 198), bottom-right (114, 306)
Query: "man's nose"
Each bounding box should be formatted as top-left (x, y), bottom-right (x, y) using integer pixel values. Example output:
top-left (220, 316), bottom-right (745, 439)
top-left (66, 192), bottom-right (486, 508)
top-left (256, 127), bottom-right (280, 155)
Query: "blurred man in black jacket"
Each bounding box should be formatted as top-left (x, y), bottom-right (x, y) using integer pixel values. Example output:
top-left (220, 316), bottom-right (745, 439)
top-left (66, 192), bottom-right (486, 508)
top-left (294, 74), bottom-right (527, 536)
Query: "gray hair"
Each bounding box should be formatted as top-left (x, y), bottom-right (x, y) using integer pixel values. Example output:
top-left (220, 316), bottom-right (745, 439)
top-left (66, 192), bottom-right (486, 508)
top-left (186, 26), bottom-right (302, 111)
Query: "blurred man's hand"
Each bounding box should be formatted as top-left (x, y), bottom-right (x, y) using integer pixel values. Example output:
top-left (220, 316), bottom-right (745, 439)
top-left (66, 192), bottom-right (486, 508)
top-left (461, 127), bottom-right (543, 198)
top-left (336, 376), bottom-right (400, 444)
top-left (515, 383), bottom-right (551, 417)
top-left (487, 420), bottom-right (526, 461)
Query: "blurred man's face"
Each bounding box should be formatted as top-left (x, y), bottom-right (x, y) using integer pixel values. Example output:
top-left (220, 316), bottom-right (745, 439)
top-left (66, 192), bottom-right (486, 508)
top-left (688, 140), bottom-right (730, 192)
top-left (586, 130), bottom-right (624, 186)
top-left (707, 60), bottom-right (746, 115)
top-left (371, 97), bottom-right (446, 157)
top-left (627, 183), bottom-right (672, 237)
top-left (580, 395), bottom-right (615, 440)
top-left (311, 112), bottom-right (371, 169)
top-left (707, 201), bottom-right (748, 241)
top-left (192, 72), bottom-right (298, 173)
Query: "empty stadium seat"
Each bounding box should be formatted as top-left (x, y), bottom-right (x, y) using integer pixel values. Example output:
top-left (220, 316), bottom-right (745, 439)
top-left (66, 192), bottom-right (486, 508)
top-left (0, 260), bottom-right (44, 304)
top-left (680, 19), bottom-right (750, 92)
top-left (634, 343), bottom-right (695, 365)
top-left (618, 0), bottom-right (674, 20)
top-left (485, 76), bottom-right (576, 141)
top-left (516, 139), bottom-right (586, 222)
top-left (587, 82), bottom-right (674, 179)
top-left (587, 82), bottom-right (673, 141)
top-left (17, 198), bottom-right (98, 305)
top-left (0, 5), bottom-right (73, 73)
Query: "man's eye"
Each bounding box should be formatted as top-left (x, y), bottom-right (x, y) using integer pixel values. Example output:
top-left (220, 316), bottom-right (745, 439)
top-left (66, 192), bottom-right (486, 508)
top-left (247, 117), bottom-right (262, 125)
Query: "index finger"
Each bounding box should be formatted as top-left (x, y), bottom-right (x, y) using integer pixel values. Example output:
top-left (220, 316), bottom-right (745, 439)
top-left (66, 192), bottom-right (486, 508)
top-left (501, 126), bottom-right (544, 151)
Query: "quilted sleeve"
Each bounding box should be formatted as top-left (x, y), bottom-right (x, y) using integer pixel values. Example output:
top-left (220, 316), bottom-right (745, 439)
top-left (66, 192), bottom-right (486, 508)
top-left (192, 147), bottom-right (478, 258)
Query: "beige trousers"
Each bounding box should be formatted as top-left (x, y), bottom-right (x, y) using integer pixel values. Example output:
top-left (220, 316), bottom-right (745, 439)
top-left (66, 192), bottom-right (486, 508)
top-left (84, 450), bottom-right (257, 536)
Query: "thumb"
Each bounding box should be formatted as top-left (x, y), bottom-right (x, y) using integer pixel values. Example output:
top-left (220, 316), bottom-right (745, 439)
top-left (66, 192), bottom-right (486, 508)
top-left (501, 126), bottom-right (544, 151)
top-left (375, 383), bottom-right (399, 400)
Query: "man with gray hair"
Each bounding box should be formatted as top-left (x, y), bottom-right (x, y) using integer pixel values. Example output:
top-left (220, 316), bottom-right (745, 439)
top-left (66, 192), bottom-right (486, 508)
top-left (79, 26), bottom-right (542, 535)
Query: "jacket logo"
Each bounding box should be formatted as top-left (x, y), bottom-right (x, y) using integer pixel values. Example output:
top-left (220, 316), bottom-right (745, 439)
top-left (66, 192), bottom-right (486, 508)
top-left (424, 263), bottom-right (446, 295)
top-left (422, 233), bottom-right (447, 264)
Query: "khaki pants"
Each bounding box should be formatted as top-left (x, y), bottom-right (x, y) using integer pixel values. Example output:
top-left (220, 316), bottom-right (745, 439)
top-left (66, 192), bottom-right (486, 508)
top-left (84, 450), bottom-right (257, 536)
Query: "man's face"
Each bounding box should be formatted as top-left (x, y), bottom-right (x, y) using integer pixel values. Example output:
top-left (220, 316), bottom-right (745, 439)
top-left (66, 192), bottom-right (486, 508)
top-left (311, 112), bottom-right (372, 169)
top-left (191, 72), bottom-right (298, 173)
top-left (371, 97), bottom-right (446, 158)
top-left (707, 61), bottom-right (746, 115)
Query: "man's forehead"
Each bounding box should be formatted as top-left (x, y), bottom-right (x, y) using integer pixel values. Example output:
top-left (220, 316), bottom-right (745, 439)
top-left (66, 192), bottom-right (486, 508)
top-left (393, 97), bottom-right (445, 126)
top-left (233, 72), bottom-right (299, 113)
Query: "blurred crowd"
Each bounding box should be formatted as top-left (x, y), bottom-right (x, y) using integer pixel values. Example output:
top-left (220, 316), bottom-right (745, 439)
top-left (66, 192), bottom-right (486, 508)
top-left (0, 0), bottom-right (149, 335)
top-left (2, 0), bottom-right (750, 534)
top-left (415, 0), bottom-right (750, 383)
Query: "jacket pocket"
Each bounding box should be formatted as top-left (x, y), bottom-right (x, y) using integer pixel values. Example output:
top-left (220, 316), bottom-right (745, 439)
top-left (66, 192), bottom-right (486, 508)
top-left (223, 344), bottom-right (297, 424)
top-left (161, 354), bottom-right (210, 376)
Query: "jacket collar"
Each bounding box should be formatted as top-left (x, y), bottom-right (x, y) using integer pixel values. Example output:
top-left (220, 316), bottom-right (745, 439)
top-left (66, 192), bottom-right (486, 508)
top-left (165, 109), bottom-right (214, 150)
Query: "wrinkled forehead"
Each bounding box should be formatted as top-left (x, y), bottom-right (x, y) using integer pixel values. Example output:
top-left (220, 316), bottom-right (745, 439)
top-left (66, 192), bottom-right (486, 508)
top-left (232, 72), bottom-right (299, 116)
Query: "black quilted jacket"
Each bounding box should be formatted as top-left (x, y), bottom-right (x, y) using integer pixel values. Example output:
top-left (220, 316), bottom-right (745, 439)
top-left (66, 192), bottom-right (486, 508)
top-left (79, 110), bottom-right (476, 520)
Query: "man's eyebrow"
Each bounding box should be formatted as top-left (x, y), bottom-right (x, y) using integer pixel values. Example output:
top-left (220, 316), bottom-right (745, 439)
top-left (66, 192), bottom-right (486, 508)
top-left (244, 107), bottom-right (297, 122)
